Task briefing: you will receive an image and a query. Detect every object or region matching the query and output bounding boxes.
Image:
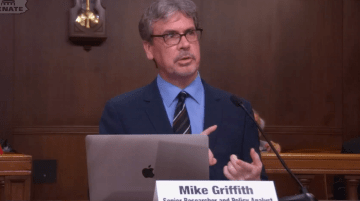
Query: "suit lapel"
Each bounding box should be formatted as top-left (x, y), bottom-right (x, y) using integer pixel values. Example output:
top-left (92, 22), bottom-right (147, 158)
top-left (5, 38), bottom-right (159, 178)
top-left (143, 79), bottom-right (174, 134)
top-left (142, 79), bottom-right (223, 138)
top-left (203, 80), bottom-right (223, 150)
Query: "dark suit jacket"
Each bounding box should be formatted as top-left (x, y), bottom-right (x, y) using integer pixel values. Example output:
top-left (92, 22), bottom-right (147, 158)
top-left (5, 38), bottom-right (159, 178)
top-left (99, 79), bottom-right (267, 180)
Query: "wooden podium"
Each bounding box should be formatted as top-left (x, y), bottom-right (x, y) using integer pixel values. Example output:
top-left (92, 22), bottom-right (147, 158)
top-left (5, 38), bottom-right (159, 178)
top-left (262, 152), bottom-right (360, 200)
top-left (0, 153), bottom-right (32, 201)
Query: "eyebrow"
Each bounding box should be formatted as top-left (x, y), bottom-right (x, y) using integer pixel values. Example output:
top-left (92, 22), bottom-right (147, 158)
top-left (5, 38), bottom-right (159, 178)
top-left (162, 27), bottom-right (196, 34)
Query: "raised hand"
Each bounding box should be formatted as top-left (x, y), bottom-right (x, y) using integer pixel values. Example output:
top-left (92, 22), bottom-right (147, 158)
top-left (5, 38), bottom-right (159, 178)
top-left (200, 125), bottom-right (217, 166)
top-left (223, 148), bottom-right (262, 180)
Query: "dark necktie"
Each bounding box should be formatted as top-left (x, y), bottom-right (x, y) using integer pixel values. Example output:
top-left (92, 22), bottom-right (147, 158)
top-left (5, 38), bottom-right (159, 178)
top-left (173, 91), bottom-right (191, 134)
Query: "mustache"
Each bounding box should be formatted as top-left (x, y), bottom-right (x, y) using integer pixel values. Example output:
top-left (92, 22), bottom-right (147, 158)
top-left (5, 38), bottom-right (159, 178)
top-left (173, 51), bottom-right (196, 63)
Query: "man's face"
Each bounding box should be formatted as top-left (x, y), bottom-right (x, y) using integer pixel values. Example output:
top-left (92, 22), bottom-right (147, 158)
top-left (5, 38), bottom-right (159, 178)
top-left (143, 12), bottom-right (201, 84)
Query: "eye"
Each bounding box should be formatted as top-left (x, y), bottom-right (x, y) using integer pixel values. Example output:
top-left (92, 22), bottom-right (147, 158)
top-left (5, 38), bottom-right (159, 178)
top-left (186, 30), bottom-right (196, 36)
top-left (164, 32), bottom-right (178, 39)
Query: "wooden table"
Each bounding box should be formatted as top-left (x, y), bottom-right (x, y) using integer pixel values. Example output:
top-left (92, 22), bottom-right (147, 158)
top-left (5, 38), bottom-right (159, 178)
top-left (261, 153), bottom-right (360, 200)
top-left (0, 153), bottom-right (32, 201)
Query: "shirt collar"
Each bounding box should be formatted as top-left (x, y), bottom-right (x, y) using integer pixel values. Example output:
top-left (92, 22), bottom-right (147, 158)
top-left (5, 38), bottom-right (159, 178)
top-left (157, 73), bottom-right (204, 107)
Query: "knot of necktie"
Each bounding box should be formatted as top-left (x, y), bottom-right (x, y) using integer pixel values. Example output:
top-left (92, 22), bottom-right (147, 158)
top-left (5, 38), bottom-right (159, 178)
top-left (177, 91), bottom-right (188, 103)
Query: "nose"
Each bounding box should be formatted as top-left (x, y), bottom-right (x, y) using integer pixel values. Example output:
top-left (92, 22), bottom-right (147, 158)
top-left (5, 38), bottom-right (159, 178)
top-left (178, 35), bottom-right (190, 50)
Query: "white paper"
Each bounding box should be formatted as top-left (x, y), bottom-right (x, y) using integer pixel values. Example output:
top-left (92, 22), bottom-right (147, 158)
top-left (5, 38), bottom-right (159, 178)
top-left (154, 180), bottom-right (278, 201)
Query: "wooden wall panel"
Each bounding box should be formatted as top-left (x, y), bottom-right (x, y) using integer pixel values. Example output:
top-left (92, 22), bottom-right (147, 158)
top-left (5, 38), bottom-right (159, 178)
top-left (200, 0), bottom-right (343, 128)
top-left (13, 128), bottom-right (96, 200)
top-left (265, 126), bottom-right (342, 151)
top-left (13, 0), bottom-right (157, 126)
top-left (0, 15), bottom-right (14, 143)
top-left (199, 0), bottom-right (343, 150)
top-left (343, 0), bottom-right (360, 141)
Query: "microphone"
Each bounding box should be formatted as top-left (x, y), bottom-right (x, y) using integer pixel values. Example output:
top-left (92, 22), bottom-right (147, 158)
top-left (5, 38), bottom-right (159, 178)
top-left (230, 95), bottom-right (317, 201)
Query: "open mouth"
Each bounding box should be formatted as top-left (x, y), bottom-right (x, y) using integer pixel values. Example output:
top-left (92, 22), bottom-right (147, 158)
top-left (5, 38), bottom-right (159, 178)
top-left (179, 56), bottom-right (191, 61)
top-left (174, 52), bottom-right (195, 64)
top-left (177, 57), bottom-right (193, 66)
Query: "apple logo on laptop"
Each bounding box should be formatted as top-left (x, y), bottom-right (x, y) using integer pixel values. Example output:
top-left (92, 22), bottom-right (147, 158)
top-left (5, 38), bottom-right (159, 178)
top-left (142, 165), bottom-right (155, 178)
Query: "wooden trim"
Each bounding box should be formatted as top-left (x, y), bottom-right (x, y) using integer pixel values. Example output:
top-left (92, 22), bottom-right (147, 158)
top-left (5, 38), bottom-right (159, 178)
top-left (263, 153), bottom-right (360, 159)
top-left (262, 153), bottom-right (360, 174)
top-left (0, 171), bottom-right (31, 176)
top-left (265, 126), bottom-right (342, 135)
top-left (0, 154), bottom-right (32, 176)
top-left (0, 154), bottom-right (32, 161)
top-left (12, 126), bottom-right (98, 135)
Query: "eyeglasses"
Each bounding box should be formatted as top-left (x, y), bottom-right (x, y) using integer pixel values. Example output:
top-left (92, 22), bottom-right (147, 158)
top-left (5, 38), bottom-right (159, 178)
top-left (151, 29), bottom-right (203, 45)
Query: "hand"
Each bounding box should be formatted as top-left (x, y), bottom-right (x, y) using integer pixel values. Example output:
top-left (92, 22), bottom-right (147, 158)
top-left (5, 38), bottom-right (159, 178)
top-left (223, 148), bottom-right (262, 180)
top-left (264, 141), bottom-right (281, 153)
top-left (200, 125), bottom-right (217, 166)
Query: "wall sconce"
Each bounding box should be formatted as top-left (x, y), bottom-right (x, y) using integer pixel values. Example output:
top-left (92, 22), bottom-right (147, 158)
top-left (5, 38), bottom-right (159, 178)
top-left (69, 0), bottom-right (106, 51)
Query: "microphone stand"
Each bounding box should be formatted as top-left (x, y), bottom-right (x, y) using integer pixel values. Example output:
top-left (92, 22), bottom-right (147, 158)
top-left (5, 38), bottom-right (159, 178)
top-left (230, 95), bottom-right (317, 201)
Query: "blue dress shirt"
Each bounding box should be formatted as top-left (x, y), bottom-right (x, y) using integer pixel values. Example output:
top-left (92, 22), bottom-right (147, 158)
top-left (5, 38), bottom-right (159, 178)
top-left (156, 73), bottom-right (205, 134)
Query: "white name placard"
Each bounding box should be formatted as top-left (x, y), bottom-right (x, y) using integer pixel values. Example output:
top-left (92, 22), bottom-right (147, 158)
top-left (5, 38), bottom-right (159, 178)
top-left (153, 180), bottom-right (278, 201)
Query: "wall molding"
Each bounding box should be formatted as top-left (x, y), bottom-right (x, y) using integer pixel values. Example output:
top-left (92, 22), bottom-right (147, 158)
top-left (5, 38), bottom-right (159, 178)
top-left (265, 126), bottom-right (342, 136)
top-left (12, 126), bottom-right (98, 135)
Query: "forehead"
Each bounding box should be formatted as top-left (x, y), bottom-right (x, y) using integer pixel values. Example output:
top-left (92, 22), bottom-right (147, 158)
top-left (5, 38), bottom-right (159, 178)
top-left (152, 12), bottom-right (196, 34)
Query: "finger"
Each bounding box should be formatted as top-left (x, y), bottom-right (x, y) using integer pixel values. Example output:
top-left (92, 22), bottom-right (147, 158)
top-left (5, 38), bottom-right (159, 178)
top-left (208, 149), bottom-right (217, 166)
top-left (235, 159), bottom-right (261, 180)
top-left (226, 160), bottom-right (239, 176)
top-left (277, 145), bottom-right (281, 153)
top-left (234, 153), bottom-right (261, 176)
top-left (223, 165), bottom-right (236, 180)
top-left (235, 158), bottom-right (254, 173)
top-left (264, 144), bottom-right (272, 152)
top-left (229, 154), bottom-right (242, 171)
top-left (271, 142), bottom-right (281, 153)
top-left (200, 125), bottom-right (217, 136)
top-left (250, 148), bottom-right (262, 168)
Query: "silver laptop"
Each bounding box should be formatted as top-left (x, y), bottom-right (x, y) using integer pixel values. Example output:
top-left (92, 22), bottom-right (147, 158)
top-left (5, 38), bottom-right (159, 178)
top-left (86, 134), bottom-right (209, 201)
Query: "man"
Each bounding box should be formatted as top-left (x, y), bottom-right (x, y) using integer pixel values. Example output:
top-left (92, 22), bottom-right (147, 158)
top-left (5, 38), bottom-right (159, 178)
top-left (99, 0), bottom-right (267, 181)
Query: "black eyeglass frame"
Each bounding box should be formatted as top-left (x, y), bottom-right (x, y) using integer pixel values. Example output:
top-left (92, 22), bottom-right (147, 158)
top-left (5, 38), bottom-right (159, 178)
top-left (150, 28), bottom-right (203, 45)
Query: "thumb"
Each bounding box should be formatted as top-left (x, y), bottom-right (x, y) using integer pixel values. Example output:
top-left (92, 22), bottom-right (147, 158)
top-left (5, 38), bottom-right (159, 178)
top-left (250, 148), bottom-right (262, 167)
top-left (208, 148), bottom-right (217, 166)
top-left (201, 125), bottom-right (217, 136)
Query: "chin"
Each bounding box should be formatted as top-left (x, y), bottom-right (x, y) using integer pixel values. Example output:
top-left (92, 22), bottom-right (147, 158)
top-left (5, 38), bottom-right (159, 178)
top-left (175, 69), bottom-right (198, 78)
top-left (176, 64), bottom-right (199, 75)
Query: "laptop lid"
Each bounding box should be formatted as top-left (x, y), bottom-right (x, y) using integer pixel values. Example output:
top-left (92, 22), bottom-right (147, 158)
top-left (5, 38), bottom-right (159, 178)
top-left (86, 134), bottom-right (209, 201)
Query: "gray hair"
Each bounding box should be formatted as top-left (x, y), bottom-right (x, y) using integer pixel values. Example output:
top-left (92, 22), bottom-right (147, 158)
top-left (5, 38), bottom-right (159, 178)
top-left (139, 0), bottom-right (200, 43)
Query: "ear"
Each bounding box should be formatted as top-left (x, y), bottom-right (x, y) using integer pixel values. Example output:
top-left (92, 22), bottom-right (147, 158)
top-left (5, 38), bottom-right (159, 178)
top-left (143, 41), bottom-right (154, 60)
